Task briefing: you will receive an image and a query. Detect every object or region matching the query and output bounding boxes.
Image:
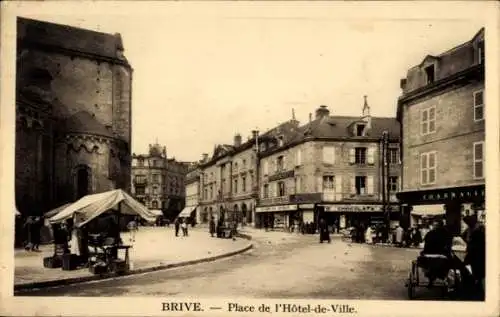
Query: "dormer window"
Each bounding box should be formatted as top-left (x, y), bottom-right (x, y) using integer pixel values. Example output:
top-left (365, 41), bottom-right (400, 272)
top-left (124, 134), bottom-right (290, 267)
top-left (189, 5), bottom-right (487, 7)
top-left (356, 123), bottom-right (366, 137)
top-left (278, 136), bottom-right (284, 147)
top-left (425, 65), bottom-right (435, 84)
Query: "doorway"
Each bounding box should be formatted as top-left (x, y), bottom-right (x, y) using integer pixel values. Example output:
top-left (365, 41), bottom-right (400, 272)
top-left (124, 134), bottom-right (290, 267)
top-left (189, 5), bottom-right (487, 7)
top-left (76, 166), bottom-right (90, 199)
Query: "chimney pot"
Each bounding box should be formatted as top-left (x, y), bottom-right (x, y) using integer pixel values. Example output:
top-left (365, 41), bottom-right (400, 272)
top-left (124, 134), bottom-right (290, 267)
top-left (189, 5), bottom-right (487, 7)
top-left (315, 105), bottom-right (330, 119)
top-left (234, 134), bottom-right (242, 147)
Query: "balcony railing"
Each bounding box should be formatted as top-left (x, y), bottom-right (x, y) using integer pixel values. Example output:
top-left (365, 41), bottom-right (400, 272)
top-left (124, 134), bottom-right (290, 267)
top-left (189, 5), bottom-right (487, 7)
top-left (260, 196), bottom-right (290, 205)
top-left (134, 178), bottom-right (147, 185)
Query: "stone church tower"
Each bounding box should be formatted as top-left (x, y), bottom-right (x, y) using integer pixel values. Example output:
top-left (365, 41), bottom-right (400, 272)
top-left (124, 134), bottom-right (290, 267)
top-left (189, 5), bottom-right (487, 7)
top-left (15, 17), bottom-right (133, 216)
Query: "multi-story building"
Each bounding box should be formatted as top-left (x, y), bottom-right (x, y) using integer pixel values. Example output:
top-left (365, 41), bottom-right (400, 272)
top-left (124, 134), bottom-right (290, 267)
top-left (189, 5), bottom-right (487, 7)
top-left (182, 163), bottom-right (202, 223)
top-left (15, 17), bottom-right (132, 217)
top-left (131, 142), bottom-right (188, 219)
top-left (396, 28), bottom-right (485, 234)
top-left (256, 102), bottom-right (401, 231)
top-left (198, 131), bottom-right (270, 226)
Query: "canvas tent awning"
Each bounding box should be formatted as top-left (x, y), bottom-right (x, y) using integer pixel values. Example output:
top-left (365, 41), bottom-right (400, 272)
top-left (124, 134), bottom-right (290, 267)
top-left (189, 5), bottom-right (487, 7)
top-left (49, 189), bottom-right (157, 227)
top-left (411, 204), bottom-right (445, 217)
top-left (149, 209), bottom-right (163, 217)
top-left (178, 205), bottom-right (197, 217)
top-left (15, 208), bottom-right (21, 216)
top-left (44, 203), bottom-right (72, 219)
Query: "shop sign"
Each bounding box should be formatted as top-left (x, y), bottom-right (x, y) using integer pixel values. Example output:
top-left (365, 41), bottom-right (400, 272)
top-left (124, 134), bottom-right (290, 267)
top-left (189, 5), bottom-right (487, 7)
top-left (269, 170), bottom-right (295, 182)
top-left (420, 188), bottom-right (485, 202)
top-left (255, 204), bottom-right (297, 213)
top-left (321, 204), bottom-right (384, 213)
top-left (299, 204), bottom-right (315, 209)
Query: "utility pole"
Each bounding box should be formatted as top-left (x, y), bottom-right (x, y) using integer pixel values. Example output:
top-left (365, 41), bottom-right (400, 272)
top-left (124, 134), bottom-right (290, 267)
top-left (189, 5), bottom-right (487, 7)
top-left (381, 131), bottom-right (390, 241)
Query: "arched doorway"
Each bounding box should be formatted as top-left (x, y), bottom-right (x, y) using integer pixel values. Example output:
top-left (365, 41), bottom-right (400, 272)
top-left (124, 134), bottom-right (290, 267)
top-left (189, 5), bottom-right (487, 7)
top-left (75, 165), bottom-right (91, 199)
top-left (241, 203), bottom-right (248, 225)
top-left (151, 200), bottom-right (159, 209)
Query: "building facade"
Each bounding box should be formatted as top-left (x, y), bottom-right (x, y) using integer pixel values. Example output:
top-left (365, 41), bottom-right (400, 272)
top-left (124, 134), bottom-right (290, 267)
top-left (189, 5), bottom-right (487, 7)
top-left (198, 133), bottom-right (262, 227)
top-left (15, 17), bottom-right (132, 219)
top-left (185, 163), bottom-right (201, 223)
top-left (256, 102), bottom-right (401, 231)
top-left (131, 143), bottom-right (188, 219)
top-left (396, 28), bottom-right (485, 234)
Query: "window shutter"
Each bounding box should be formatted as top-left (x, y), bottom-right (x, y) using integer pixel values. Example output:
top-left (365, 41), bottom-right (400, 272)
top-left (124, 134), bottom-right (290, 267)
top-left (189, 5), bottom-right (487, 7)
top-left (331, 147), bottom-right (336, 164)
top-left (283, 156), bottom-right (287, 170)
top-left (335, 175), bottom-right (342, 200)
top-left (297, 176), bottom-right (302, 192)
top-left (296, 149), bottom-right (302, 166)
top-left (351, 176), bottom-right (356, 194)
top-left (317, 176), bottom-right (323, 192)
top-left (367, 147), bottom-right (375, 165)
top-left (263, 161), bottom-right (268, 175)
top-left (349, 148), bottom-right (356, 164)
top-left (367, 176), bottom-right (374, 195)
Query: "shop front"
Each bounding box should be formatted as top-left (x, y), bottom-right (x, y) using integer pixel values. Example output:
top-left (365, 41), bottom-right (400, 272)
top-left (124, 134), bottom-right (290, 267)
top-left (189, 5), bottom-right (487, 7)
top-left (255, 204), bottom-right (298, 230)
top-left (396, 184), bottom-right (485, 235)
top-left (318, 203), bottom-right (400, 230)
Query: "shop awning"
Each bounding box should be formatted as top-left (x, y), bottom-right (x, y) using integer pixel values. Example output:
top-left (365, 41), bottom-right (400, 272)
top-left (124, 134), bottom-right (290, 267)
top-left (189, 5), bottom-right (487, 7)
top-left (15, 208), bottom-right (21, 216)
top-left (411, 204), bottom-right (445, 217)
top-left (44, 203), bottom-right (72, 219)
top-left (178, 205), bottom-right (197, 217)
top-left (49, 189), bottom-right (158, 227)
top-left (149, 209), bottom-right (164, 217)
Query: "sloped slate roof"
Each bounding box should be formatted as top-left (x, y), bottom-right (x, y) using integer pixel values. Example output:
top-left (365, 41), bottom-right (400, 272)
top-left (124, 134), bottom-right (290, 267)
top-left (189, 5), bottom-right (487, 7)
top-left (290, 116), bottom-right (400, 143)
top-left (58, 111), bottom-right (114, 138)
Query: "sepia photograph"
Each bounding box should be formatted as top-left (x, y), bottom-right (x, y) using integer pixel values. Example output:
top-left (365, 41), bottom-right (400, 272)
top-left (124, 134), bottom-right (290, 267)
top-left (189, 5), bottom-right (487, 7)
top-left (0, 1), bottom-right (498, 316)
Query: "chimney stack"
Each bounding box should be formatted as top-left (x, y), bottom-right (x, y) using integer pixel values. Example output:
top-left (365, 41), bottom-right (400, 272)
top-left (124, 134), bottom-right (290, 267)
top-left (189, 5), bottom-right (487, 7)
top-left (309, 113), bottom-right (312, 124)
top-left (315, 105), bottom-right (330, 119)
top-left (202, 153), bottom-right (208, 162)
top-left (234, 134), bottom-right (242, 147)
top-left (251, 130), bottom-right (259, 140)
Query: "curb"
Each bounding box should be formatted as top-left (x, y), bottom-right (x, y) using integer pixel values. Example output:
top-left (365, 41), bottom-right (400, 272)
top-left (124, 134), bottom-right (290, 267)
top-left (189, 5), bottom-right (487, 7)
top-left (14, 242), bottom-right (253, 293)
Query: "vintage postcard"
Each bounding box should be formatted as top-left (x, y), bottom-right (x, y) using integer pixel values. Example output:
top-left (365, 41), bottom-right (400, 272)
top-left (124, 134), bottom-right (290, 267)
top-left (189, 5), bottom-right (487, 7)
top-left (0, 1), bottom-right (498, 316)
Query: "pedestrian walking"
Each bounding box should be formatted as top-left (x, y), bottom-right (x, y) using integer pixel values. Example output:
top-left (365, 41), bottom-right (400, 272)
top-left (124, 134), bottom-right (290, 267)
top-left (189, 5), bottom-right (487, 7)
top-left (394, 224), bottom-right (404, 247)
top-left (174, 218), bottom-right (180, 237)
top-left (209, 217), bottom-right (216, 237)
top-left (319, 218), bottom-right (331, 243)
top-left (181, 218), bottom-right (188, 236)
top-left (127, 217), bottom-right (138, 242)
top-left (364, 226), bottom-right (373, 244)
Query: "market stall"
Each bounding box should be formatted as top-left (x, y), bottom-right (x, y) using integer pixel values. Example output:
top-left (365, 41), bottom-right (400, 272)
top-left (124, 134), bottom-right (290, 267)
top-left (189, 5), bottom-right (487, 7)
top-left (47, 189), bottom-right (157, 275)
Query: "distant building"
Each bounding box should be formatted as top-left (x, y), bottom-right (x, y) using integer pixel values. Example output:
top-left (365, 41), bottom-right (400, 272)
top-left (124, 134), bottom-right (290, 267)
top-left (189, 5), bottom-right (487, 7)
top-left (184, 163), bottom-right (202, 223)
top-left (131, 142), bottom-right (188, 219)
top-left (256, 102), bottom-right (401, 231)
top-left (198, 130), bottom-right (270, 226)
top-left (15, 17), bottom-right (132, 219)
top-left (396, 28), bottom-right (485, 234)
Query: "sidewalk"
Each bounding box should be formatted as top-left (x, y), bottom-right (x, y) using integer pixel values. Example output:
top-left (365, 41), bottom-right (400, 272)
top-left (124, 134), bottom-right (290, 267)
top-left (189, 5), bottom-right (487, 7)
top-left (15, 226), bottom-right (251, 290)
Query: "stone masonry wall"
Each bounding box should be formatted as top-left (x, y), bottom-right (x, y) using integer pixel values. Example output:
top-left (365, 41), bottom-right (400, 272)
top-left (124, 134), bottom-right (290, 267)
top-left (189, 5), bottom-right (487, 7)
top-left (402, 81), bottom-right (485, 191)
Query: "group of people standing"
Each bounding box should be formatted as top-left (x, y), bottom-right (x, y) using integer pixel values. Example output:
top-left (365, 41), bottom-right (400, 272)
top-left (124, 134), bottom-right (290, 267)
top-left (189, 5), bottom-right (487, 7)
top-left (174, 217), bottom-right (190, 237)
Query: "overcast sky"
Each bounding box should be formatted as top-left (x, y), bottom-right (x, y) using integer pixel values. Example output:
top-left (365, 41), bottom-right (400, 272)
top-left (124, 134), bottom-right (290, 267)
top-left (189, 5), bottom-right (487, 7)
top-left (7, 2), bottom-right (487, 162)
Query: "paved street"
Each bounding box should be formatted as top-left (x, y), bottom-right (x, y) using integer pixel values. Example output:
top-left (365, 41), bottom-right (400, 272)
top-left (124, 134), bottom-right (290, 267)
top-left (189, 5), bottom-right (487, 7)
top-left (17, 230), bottom-right (452, 300)
top-left (15, 226), bottom-right (250, 286)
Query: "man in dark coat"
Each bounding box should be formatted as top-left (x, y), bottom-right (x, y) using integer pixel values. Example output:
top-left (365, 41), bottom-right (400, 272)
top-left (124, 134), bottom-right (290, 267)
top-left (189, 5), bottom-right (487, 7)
top-left (209, 217), bottom-right (216, 237)
top-left (174, 218), bottom-right (180, 237)
top-left (319, 218), bottom-right (331, 243)
top-left (463, 214), bottom-right (485, 299)
top-left (420, 219), bottom-right (453, 287)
